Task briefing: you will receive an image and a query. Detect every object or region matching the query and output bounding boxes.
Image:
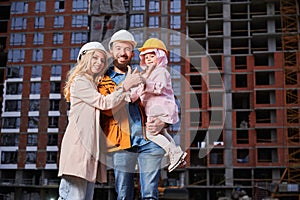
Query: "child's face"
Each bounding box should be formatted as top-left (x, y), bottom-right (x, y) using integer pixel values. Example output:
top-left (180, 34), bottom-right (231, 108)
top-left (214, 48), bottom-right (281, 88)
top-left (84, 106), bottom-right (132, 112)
top-left (88, 50), bottom-right (106, 75)
top-left (144, 52), bottom-right (157, 69)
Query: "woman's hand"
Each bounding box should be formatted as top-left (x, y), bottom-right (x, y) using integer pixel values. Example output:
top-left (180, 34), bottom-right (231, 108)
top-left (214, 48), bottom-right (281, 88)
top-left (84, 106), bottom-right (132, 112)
top-left (122, 66), bottom-right (144, 91)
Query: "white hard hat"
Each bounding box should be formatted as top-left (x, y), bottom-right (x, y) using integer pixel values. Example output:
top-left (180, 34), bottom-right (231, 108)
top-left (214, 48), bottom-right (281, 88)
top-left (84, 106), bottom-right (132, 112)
top-left (108, 29), bottom-right (137, 50)
top-left (77, 41), bottom-right (107, 62)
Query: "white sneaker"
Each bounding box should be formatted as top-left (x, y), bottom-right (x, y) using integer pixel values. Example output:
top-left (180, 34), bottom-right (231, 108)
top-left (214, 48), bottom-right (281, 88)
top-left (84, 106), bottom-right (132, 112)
top-left (168, 147), bottom-right (187, 172)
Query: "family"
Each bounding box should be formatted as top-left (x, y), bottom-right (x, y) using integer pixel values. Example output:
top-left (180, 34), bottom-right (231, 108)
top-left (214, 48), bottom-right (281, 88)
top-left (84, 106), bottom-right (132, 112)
top-left (57, 30), bottom-right (187, 200)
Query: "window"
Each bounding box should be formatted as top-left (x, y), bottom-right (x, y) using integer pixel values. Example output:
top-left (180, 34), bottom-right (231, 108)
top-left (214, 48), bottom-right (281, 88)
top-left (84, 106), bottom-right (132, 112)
top-left (1, 151), bottom-right (18, 164)
top-left (237, 149), bottom-right (249, 163)
top-left (132, 0), bottom-right (145, 10)
top-left (170, 48), bottom-right (181, 62)
top-left (48, 134), bottom-right (58, 146)
top-left (10, 33), bottom-right (26, 46)
top-left (28, 117), bottom-right (39, 129)
top-left (47, 151), bottom-right (57, 163)
top-left (48, 116), bottom-right (59, 128)
top-left (170, 0), bottom-right (181, 13)
top-left (34, 16), bottom-right (45, 29)
top-left (71, 32), bottom-right (88, 44)
top-left (131, 30), bottom-right (144, 46)
top-left (11, 17), bottom-right (27, 30)
top-left (30, 82), bottom-right (41, 94)
top-left (257, 148), bottom-right (278, 162)
top-left (54, 16), bottom-right (64, 28)
top-left (6, 82), bottom-right (23, 95)
top-left (32, 49), bottom-right (43, 62)
top-left (130, 14), bottom-right (144, 27)
top-left (5, 100), bottom-right (22, 112)
top-left (8, 49), bottom-right (25, 62)
top-left (149, 16), bottom-right (159, 28)
top-left (51, 65), bottom-right (62, 77)
top-left (35, 0), bottom-right (46, 13)
top-left (31, 65), bottom-right (42, 78)
top-left (132, 50), bottom-right (140, 63)
top-left (33, 33), bottom-right (44, 45)
top-left (236, 130), bottom-right (249, 144)
top-left (27, 134), bottom-right (38, 146)
top-left (29, 100), bottom-right (40, 111)
top-left (52, 49), bottom-right (63, 61)
top-left (0, 133), bottom-right (19, 146)
top-left (172, 81), bottom-right (181, 96)
top-left (2, 117), bottom-right (21, 129)
top-left (50, 82), bottom-right (61, 93)
top-left (148, 32), bottom-right (159, 38)
top-left (6, 66), bottom-right (24, 78)
top-left (210, 149), bottom-right (224, 164)
top-left (72, 0), bottom-right (88, 11)
top-left (55, 0), bottom-right (65, 12)
top-left (170, 15), bottom-right (181, 29)
top-left (26, 152), bottom-right (36, 164)
top-left (11, 2), bottom-right (28, 14)
top-left (53, 32), bottom-right (63, 44)
top-left (170, 65), bottom-right (181, 79)
top-left (170, 32), bottom-right (181, 45)
top-left (209, 110), bottom-right (223, 125)
top-left (72, 15), bottom-right (88, 27)
top-left (149, 0), bottom-right (159, 12)
top-left (49, 99), bottom-right (60, 111)
top-left (236, 74), bottom-right (247, 88)
top-left (70, 48), bottom-right (80, 60)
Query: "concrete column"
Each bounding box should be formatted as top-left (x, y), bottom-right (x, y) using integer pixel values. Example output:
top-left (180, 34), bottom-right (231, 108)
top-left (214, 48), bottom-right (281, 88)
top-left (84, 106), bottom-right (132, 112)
top-left (223, 1), bottom-right (234, 196)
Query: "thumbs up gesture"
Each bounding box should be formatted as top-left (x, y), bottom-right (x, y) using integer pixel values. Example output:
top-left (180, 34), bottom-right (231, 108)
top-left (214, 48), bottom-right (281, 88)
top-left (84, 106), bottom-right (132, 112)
top-left (122, 66), bottom-right (144, 91)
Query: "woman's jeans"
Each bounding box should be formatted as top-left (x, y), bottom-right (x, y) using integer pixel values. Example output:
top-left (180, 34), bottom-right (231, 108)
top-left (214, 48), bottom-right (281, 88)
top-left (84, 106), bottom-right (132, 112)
top-left (58, 175), bottom-right (95, 200)
top-left (112, 141), bottom-right (165, 200)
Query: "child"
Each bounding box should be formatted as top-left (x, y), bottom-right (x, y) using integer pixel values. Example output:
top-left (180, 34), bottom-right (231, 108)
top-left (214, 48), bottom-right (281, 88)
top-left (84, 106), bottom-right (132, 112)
top-left (58, 42), bottom-right (143, 200)
top-left (130, 38), bottom-right (187, 172)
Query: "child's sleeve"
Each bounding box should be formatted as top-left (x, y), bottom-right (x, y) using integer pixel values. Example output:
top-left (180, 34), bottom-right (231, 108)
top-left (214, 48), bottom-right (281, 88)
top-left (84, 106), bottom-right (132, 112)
top-left (130, 83), bottom-right (144, 102)
top-left (144, 68), bottom-right (169, 95)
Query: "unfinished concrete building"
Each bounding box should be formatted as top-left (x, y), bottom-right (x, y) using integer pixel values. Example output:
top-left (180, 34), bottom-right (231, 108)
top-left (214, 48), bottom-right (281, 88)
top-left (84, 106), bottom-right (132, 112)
top-left (185, 0), bottom-right (300, 199)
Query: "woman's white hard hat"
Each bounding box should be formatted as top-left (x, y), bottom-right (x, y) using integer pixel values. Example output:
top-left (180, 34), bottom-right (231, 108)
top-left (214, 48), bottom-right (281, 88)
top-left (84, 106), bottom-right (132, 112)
top-left (77, 41), bottom-right (107, 62)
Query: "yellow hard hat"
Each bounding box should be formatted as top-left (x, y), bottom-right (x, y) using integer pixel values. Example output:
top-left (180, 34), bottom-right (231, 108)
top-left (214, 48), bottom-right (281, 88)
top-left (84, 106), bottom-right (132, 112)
top-left (138, 38), bottom-right (168, 54)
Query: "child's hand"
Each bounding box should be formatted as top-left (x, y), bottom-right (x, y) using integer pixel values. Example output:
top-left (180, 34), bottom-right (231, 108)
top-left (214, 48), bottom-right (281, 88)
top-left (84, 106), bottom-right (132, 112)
top-left (141, 64), bottom-right (156, 79)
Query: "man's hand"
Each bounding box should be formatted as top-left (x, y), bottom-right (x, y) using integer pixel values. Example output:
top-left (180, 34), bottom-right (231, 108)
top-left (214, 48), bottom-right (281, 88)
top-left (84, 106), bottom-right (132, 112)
top-left (122, 66), bottom-right (144, 91)
top-left (146, 117), bottom-right (166, 135)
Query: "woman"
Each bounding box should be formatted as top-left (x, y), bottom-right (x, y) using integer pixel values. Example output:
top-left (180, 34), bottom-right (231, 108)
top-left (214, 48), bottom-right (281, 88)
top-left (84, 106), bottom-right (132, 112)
top-left (58, 42), bottom-right (142, 200)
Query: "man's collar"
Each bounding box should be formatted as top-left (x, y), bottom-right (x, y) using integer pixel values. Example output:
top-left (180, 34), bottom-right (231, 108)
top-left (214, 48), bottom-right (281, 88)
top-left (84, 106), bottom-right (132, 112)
top-left (107, 66), bottom-right (127, 78)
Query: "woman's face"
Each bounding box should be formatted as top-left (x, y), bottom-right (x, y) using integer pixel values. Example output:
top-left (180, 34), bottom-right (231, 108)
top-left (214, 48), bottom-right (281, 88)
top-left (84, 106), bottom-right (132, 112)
top-left (88, 50), bottom-right (106, 75)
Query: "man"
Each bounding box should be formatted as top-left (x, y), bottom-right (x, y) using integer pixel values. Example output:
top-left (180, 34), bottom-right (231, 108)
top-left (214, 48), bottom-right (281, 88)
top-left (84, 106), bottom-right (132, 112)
top-left (98, 29), bottom-right (166, 199)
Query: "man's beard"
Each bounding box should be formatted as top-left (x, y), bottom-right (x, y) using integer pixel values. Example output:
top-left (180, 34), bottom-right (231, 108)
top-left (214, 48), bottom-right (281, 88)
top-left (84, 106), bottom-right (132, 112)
top-left (113, 59), bottom-right (129, 72)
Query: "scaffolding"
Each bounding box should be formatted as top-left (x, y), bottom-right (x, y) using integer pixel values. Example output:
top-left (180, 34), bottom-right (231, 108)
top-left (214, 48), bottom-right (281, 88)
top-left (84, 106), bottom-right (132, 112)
top-left (272, 0), bottom-right (300, 198)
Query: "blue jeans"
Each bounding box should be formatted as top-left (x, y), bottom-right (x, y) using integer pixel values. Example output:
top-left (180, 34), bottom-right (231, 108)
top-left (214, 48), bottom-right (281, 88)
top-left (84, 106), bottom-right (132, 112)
top-left (112, 141), bottom-right (165, 200)
top-left (58, 175), bottom-right (95, 200)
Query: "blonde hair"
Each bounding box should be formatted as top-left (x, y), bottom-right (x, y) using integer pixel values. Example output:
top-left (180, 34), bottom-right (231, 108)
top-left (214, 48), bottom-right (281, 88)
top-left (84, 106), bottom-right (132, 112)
top-left (63, 50), bottom-right (107, 102)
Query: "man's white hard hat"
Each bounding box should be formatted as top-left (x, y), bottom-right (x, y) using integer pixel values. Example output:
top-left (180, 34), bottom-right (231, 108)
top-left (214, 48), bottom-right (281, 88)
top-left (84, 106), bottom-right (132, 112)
top-left (77, 41), bottom-right (107, 62)
top-left (108, 29), bottom-right (137, 50)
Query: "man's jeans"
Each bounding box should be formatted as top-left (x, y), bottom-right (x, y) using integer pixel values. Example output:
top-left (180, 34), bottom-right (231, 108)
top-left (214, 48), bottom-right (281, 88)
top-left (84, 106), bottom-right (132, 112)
top-left (58, 175), bottom-right (95, 200)
top-left (113, 142), bottom-right (165, 200)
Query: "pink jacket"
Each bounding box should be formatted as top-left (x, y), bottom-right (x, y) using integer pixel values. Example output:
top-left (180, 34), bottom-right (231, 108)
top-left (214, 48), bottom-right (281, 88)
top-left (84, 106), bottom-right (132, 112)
top-left (131, 49), bottom-right (179, 124)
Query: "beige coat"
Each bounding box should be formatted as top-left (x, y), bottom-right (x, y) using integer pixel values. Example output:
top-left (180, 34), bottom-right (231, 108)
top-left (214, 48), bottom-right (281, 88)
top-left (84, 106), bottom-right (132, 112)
top-left (58, 75), bottom-right (129, 183)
